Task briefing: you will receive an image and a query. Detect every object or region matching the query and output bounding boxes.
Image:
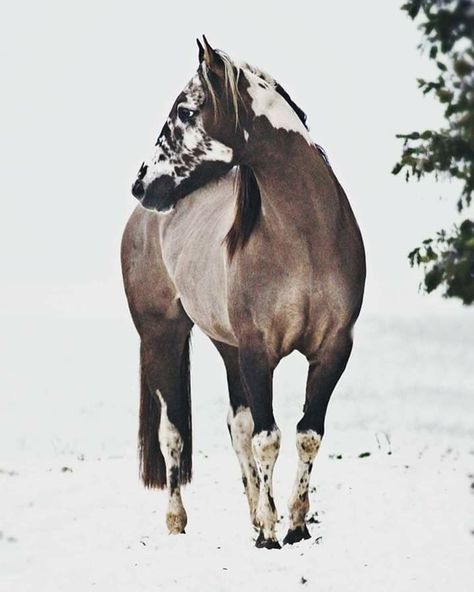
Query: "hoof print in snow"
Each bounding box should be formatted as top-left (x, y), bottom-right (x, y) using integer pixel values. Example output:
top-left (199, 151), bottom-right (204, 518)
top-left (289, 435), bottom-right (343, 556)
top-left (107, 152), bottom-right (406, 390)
top-left (283, 525), bottom-right (311, 545)
top-left (255, 531), bottom-right (281, 549)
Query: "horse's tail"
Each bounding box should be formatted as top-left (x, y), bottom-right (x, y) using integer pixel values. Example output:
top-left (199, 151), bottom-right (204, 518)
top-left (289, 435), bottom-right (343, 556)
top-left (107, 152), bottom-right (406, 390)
top-left (178, 334), bottom-right (193, 484)
top-left (138, 335), bottom-right (192, 488)
top-left (138, 347), bottom-right (166, 488)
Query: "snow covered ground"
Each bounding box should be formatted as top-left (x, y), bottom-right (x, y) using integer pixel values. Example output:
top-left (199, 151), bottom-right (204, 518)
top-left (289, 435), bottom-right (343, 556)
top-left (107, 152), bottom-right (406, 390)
top-left (1, 313), bottom-right (473, 591)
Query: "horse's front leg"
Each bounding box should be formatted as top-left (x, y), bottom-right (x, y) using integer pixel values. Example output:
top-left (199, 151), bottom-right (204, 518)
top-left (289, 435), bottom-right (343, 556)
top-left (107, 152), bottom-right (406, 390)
top-left (284, 429), bottom-right (320, 544)
top-left (284, 330), bottom-right (353, 544)
top-left (239, 342), bottom-right (281, 549)
top-left (227, 405), bottom-right (260, 526)
top-left (211, 340), bottom-right (260, 526)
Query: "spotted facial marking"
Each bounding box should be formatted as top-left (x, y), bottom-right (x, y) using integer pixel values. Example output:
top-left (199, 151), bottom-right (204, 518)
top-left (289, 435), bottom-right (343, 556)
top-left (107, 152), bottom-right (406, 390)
top-left (138, 72), bottom-right (233, 212)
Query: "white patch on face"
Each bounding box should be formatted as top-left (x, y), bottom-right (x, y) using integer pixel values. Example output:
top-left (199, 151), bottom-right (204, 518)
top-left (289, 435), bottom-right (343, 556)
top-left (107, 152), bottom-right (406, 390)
top-left (180, 124), bottom-right (233, 162)
top-left (288, 430), bottom-right (321, 530)
top-left (252, 427), bottom-right (281, 541)
top-left (243, 70), bottom-right (312, 144)
top-left (227, 406), bottom-right (260, 525)
top-left (141, 73), bottom-right (233, 191)
top-left (156, 389), bottom-right (187, 534)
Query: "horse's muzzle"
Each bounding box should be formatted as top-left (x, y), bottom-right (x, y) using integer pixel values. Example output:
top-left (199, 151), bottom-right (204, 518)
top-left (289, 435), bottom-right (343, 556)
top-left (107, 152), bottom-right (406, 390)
top-left (131, 179), bottom-right (145, 199)
top-left (139, 175), bottom-right (177, 212)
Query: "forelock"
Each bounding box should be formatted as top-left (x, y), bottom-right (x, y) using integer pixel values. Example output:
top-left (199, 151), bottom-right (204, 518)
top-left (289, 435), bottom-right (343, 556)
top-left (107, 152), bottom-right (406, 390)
top-left (199, 52), bottom-right (243, 126)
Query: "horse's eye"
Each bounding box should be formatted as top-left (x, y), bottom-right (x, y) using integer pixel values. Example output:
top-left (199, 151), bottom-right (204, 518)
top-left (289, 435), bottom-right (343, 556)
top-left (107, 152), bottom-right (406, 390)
top-left (177, 106), bottom-right (196, 123)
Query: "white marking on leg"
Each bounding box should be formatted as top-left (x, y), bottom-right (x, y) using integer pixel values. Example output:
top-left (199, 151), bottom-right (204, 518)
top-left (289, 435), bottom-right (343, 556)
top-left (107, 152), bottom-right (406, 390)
top-left (288, 430), bottom-right (321, 531)
top-left (227, 406), bottom-right (260, 525)
top-left (156, 390), bottom-right (187, 534)
top-left (252, 427), bottom-right (281, 541)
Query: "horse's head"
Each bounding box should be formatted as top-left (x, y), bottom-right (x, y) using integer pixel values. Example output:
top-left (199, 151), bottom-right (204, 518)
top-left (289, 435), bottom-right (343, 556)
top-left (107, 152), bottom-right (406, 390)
top-left (132, 37), bottom-right (247, 212)
top-left (132, 37), bottom-right (310, 214)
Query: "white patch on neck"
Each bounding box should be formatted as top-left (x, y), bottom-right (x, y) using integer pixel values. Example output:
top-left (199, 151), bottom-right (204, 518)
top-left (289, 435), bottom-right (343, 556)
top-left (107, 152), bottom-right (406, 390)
top-left (244, 71), bottom-right (312, 144)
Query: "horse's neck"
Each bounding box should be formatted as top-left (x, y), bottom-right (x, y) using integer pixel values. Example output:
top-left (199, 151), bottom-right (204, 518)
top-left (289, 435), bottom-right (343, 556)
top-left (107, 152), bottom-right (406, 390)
top-left (249, 129), bottom-right (343, 233)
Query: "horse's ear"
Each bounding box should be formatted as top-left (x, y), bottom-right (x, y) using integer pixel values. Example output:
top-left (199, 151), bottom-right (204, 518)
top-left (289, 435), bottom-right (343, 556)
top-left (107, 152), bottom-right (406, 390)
top-left (201, 35), bottom-right (225, 79)
top-left (196, 38), bottom-right (205, 63)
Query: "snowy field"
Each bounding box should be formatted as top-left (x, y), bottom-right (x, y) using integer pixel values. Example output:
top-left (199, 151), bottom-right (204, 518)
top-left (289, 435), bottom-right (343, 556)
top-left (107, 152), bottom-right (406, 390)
top-left (1, 312), bottom-right (473, 591)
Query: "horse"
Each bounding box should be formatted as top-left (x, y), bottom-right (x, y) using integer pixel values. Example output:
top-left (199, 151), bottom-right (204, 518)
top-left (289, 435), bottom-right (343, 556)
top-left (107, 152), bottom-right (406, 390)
top-left (121, 37), bottom-right (365, 549)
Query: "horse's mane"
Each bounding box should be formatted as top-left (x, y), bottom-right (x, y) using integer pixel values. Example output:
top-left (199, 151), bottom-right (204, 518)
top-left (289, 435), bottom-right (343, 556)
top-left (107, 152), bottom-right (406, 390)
top-left (225, 164), bottom-right (261, 259)
top-left (200, 51), bottom-right (243, 127)
top-left (200, 54), bottom-right (310, 259)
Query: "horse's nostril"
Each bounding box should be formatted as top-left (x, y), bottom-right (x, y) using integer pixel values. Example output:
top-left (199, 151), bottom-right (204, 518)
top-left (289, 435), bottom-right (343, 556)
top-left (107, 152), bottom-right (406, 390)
top-left (132, 179), bottom-right (145, 199)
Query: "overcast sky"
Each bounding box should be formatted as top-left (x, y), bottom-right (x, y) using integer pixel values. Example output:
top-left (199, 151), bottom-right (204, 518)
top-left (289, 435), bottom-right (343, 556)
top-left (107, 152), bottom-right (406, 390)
top-left (1, 0), bottom-right (471, 321)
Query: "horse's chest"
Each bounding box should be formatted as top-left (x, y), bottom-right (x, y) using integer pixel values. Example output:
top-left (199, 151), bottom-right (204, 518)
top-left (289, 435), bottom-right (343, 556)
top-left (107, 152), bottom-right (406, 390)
top-left (178, 290), bottom-right (237, 346)
top-left (171, 253), bottom-right (237, 346)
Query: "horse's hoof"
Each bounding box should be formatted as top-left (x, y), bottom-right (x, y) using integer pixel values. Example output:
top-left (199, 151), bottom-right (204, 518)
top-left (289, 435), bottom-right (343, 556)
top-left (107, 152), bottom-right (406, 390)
top-left (283, 524), bottom-right (311, 545)
top-left (166, 512), bottom-right (187, 535)
top-left (255, 530), bottom-right (281, 549)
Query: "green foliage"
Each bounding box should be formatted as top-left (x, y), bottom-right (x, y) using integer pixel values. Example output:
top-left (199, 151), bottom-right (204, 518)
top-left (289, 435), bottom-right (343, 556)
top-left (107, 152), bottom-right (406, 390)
top-left (408, 220), bottom-right (474, 303)
top-left (394, 0), bottom-right (474, 304)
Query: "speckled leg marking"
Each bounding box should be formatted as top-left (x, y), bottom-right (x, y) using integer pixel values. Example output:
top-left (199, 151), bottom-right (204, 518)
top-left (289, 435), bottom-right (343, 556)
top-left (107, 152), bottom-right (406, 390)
top-left (227, 406), bottom-right (260, 526)
top-left (283, 430), bottom-right (321, 545)
top-left (252, 427), bottom-right (281, 548)
top-left (157, 391), bottom-right (187, 534)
